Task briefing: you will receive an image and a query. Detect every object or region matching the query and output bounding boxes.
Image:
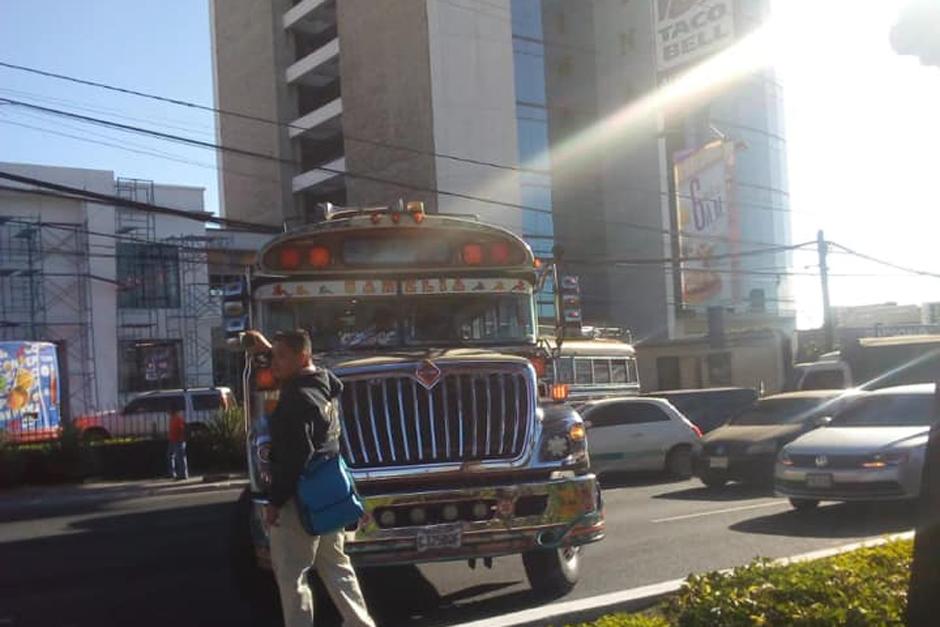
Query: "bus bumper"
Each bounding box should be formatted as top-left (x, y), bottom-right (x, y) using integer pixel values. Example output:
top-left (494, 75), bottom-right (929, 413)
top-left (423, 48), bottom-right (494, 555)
top-left (251, 474), bottom-right (604, 568)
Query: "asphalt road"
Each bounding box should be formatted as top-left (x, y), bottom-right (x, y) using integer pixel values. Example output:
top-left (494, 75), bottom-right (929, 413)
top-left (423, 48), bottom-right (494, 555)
top-left (0, 475), bottom-right (916, 627)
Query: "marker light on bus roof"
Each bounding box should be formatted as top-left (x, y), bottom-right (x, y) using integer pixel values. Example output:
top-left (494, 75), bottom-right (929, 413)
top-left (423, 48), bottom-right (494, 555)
top-left (308, 246), bottom-right (331, 269)
top-left (489, 242), bottom-right (511, 265)
top-left (549, 383), bottom-right (570, 403)
top-left (462, 243), bottom-right (484, 265)
top-left (279, 247), bottom-right (302, 270)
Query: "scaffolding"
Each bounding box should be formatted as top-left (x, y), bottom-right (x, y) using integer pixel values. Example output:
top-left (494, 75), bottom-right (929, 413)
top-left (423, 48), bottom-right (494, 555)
top-left (113, 177), bottom-right (218, 404)
top-left (165, 234), bottom-right (218, 390)
top-left (0, 217), bottom-right (45, 340)
top-left (0, 216), bottom-right (99, 417)
top-left (2, 177), bottom-right (221, 414)
top-left (114, 177), bottom-right (159, 344)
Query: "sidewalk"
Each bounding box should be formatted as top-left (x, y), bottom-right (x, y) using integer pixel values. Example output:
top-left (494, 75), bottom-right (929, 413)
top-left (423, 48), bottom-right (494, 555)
top-left (0, 473), bottom-right (248, 510)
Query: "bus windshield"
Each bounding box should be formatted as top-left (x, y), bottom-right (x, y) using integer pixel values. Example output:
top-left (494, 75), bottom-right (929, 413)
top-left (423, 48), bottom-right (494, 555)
top-left (264, 293), bottom-right (536, 351)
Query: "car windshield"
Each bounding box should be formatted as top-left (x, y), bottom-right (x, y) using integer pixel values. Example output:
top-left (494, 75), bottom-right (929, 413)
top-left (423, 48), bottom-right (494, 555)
top-left (830, 394), bottom-right (937, 427)
top-left (264, 294), bottom-right (535, 351)
top-left (730, 397), bottom-right (837, 426)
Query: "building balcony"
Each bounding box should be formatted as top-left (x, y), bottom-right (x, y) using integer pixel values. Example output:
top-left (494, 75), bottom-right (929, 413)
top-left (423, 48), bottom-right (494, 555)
top-left (288, 97), bottom-right (343, 140)
top-left (284, 0), bottom-right (336, 35)
top-left (292, 156), bottom-right (346, 194)
top-left (286, 37), bottom-right (339, 88)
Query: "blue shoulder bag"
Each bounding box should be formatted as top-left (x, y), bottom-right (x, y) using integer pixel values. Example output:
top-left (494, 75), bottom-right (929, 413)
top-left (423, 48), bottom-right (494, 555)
top-left (295, 453), bottom-right (364, 535)
top-left (295, 399), bottom-right (364, 535)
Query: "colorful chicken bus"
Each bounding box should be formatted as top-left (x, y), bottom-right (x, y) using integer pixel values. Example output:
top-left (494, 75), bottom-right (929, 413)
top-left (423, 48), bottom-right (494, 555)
top-left (237, 202), bottom-right (604, 599)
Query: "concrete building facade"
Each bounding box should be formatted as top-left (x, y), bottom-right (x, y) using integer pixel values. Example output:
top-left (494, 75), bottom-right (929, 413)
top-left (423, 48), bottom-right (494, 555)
top-left (210, 0), bottom-right (792, 339)
top-left (0, 163), bottom-right (216, 418)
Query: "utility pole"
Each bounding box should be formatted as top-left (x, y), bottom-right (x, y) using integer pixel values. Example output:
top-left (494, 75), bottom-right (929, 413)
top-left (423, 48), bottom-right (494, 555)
top-left (817, 230), bottom-right (834, 352)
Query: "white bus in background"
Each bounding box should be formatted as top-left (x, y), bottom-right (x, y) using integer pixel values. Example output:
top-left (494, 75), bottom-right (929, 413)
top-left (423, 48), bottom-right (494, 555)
top-left (543, 337), bottom-right (641, 402)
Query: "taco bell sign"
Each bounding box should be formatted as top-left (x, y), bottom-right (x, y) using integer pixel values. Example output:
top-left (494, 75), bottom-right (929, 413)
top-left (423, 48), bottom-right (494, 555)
top-left (655, 0), bottom-right (735, 72)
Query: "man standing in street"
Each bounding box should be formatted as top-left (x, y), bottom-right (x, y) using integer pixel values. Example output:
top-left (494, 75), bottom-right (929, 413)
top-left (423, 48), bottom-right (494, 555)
top-left (167, 409), bottom-right (188, 481)
top-left (245, 329), bottom-right (374, 627)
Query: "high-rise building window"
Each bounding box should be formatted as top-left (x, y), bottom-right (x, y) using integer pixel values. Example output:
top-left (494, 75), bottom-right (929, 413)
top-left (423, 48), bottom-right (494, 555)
top-left (512, 0), bottom-right (555, 322)
top-left (117, 242), bottom-right (181, 309)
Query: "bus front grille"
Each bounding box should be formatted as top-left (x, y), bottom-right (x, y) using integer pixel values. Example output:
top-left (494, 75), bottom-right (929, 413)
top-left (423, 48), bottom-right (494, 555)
top-left (338, 368), bottom-right (532, 468)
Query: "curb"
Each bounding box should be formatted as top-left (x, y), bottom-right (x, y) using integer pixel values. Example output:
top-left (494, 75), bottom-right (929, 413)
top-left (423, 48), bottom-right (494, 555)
top-left (3, 476), bottom-right (249, 510)
top-left (450, 531), bottom-right (915, 627)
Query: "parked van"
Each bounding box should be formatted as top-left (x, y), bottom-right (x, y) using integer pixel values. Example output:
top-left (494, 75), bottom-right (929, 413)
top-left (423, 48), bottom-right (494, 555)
top-left (75, 387), bottom-right (236, 440)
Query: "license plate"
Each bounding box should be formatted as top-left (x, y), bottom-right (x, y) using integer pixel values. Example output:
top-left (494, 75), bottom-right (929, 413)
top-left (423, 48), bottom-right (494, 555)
top-left (709, 456), bottom-right (729, 469)
top-left (806, 473), bottom-right (833, 489)
top-left (416, 524), bottom-right (462, 553)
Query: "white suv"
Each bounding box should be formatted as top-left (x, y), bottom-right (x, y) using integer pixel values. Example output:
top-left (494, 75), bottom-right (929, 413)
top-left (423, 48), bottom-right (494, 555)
top-left (75, 387), bottom-right (236, 440)
top-left (581, 397), bottom-right (703, 477)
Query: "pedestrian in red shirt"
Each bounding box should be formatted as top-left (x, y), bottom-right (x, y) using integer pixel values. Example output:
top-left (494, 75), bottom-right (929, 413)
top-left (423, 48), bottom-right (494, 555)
top-left (167, 410), bottom-right (189, 480)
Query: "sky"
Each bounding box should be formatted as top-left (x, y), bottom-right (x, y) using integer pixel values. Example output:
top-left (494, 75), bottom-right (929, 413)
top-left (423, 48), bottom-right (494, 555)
top-left (1, 1), bottom-right (939, 329)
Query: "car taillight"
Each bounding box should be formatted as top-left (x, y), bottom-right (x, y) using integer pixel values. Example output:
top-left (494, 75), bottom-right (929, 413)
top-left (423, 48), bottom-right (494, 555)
top-left (691, 424), bottom-right (703, 438)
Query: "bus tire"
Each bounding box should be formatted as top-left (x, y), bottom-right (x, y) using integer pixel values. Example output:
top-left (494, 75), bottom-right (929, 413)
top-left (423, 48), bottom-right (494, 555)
top-left (700, 471), bottom-right (727, 489)
top-left (523, 546), bottom-right (581, 598)
top-left (789, 498), bottom-right (820, 511)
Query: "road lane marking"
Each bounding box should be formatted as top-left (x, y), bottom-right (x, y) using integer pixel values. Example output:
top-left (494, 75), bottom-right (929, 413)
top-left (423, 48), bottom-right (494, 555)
top-left (651, 500), bottom-right (788, 523)
top-left (449, 531), bottom-right (914, 627)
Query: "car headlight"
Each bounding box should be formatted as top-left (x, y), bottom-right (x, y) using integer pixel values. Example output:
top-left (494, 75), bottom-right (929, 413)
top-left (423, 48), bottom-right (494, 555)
top-left (861, 451), bottom-right (910, 468)
top-left (746, 441), bottom-right (777, 455)
top-left (778, 449), bottom-right (793, 466)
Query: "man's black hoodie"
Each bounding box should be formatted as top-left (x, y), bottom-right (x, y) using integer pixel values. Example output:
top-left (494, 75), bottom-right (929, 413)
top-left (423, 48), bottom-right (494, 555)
top-left (268, 368), bottom-right (343, 508)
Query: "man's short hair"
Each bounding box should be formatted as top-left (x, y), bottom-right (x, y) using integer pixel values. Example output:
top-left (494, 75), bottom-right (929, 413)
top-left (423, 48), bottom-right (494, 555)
top-left (273, 329), bottom-right (312, 356)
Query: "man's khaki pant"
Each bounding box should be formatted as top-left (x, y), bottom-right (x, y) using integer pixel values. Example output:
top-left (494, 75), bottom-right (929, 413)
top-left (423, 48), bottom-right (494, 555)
top-left (269, 499), bottom-right (375, 627)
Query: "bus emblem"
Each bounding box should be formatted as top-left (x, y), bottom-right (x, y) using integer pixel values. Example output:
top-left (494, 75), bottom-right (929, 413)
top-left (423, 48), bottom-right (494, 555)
top-left (415, 360), bottom-right (442, 389)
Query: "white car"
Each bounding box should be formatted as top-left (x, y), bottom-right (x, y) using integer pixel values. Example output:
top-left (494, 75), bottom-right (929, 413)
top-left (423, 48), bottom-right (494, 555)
top-left (581, 397), bottom-right (702, 477)
top-left (776, 384), bottom-right (937, 509)
top-left (75, 387), bottom-right (236, 440)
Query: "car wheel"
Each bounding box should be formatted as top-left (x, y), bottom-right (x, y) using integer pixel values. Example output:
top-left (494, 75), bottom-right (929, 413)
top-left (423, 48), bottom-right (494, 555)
top-left (523, 545), bottom-right (581, 598)
top-left (789, 498), bottom-right (820, 511)
top-left (665, 445), bottom-right (693, 478)
top-left (700, 471), bottom-right (727, 489)
top-left (81, 428), bottom-right (110, 443)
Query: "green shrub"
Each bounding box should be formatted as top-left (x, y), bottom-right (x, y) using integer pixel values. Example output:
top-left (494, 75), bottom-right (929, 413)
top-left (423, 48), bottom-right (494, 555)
top-left (198, 407), bottom-right (247, 470)
top-left (666, 539), bottom-right (912, 626)
top-left (574, 540), bottom-right (912, 627)
top-left (571, 612), bottom-right (670, 627)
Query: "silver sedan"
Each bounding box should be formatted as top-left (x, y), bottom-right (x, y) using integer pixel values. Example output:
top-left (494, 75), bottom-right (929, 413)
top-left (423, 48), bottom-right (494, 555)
top-left (775, 384), bottom-right (937, 510)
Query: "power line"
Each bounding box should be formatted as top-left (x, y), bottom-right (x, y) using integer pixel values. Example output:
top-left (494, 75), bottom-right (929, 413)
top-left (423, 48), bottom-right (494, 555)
top-left (829, 243), bottom-right (940, 280)
top-left (566, 241), bottom-right (814, 266)
top-left (0, 116), bottom-right (287, 190)
top-left (0, 61), bottom-right (800, 219)
top-left (0, 172), bottom-right (280, 233)
top-left (0, 96), bottom-right (792, 248)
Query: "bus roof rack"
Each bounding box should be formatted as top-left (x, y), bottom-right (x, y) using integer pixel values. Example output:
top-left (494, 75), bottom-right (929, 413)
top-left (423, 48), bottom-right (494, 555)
top-left (315, 201), bottom-right (479, 223)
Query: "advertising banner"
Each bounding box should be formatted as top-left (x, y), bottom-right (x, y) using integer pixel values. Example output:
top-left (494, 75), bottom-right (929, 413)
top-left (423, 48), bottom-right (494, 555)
top-left (675, 140), bottom-right (739, 306)
top-left (0, 341), bottom-right (61, 438)
top-left (654, 0), bottom-right (735, 73)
